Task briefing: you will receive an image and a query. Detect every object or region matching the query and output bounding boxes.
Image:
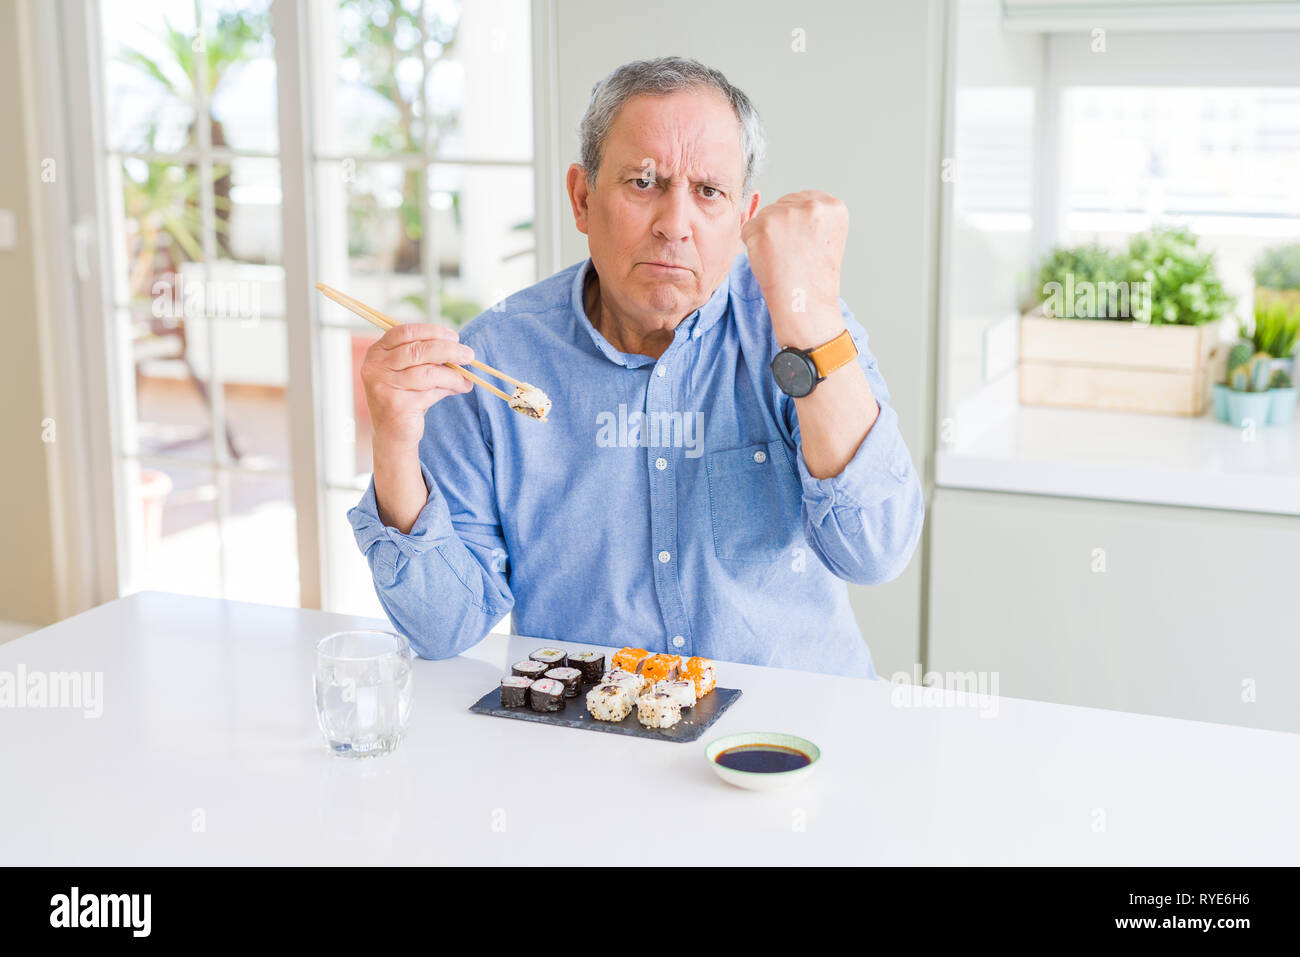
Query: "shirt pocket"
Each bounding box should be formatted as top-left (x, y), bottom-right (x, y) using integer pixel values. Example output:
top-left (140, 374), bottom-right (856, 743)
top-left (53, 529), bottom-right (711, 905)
top-left (705, 439), bottom-right (803, 562)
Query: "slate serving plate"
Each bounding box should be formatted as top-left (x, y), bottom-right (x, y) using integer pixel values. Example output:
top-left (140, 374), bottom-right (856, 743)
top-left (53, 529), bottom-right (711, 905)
top-left (469, 681), bottom-right (742, 743)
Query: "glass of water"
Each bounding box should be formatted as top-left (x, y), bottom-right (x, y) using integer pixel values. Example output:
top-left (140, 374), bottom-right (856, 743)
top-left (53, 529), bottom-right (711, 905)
top-left (314, 630), bottom-right (414, 758)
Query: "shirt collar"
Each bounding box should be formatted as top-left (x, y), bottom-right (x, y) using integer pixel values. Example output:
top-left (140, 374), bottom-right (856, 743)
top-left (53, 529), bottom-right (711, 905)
top-left (571, 257), bottom-right (733, 368)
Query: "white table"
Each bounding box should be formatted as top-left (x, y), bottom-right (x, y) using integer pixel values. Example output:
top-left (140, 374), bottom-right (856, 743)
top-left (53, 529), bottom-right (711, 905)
top-left (2, 591), bottom-right (1297, 865)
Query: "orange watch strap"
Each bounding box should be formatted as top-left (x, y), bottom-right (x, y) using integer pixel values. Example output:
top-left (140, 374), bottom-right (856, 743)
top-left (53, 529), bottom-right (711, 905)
top-left (806, 328), bottom-right (858, 379)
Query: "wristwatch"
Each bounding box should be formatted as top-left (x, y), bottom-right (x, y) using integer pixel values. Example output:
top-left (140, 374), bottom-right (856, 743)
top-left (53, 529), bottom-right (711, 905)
top-left (770, 328), bottom-right (858, 397)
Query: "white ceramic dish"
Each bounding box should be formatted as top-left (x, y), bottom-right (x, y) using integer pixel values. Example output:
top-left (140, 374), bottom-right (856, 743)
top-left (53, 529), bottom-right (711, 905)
top-left (704, 731), bottom-right (821, 791)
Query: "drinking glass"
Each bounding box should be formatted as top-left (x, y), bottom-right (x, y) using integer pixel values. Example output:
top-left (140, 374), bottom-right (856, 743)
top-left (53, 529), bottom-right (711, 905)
top-left (314, 630), bottom-right (413, 757)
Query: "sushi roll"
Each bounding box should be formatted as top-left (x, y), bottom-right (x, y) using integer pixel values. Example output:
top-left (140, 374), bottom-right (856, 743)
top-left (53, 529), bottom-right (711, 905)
top-left (635, 691), bottom-right (682, 729)
top-left (500, 675), bottom-right (532, 708)
top-left (544, 666), bottom-right (582, 698)
top-left (529, 677), bottom-right (565, 713)
top-left (680, 656), bottom-right (717, 698)
top-left (512, 659), bottom-right (548, 681)
top-left (653, 678), bottom-right (697, 709)
top-left (568, 650), bottom-right (606, 683)
top-left (600, 669), bottom-right (646, 697)
top-left (529, 647), bottom-right (567, 671)
top-left (612, 647), bottom-right (650, 674)
top-left (586, 683), bottom-right (633, 722)
top-left (640, 653), bottom-right (681, 686)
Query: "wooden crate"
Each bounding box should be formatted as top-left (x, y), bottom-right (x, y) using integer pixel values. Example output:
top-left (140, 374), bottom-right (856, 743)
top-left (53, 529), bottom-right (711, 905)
top-left (1018, 315), bottom-right (1223, 416)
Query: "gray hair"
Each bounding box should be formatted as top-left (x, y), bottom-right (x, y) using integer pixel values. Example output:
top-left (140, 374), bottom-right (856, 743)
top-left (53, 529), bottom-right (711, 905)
top-left (578, 56), bottom-right (766, 199)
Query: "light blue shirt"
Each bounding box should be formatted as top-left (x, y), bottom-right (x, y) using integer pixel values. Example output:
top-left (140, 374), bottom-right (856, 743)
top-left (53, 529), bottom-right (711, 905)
top-left (348, 252), bottom-right (924, 679)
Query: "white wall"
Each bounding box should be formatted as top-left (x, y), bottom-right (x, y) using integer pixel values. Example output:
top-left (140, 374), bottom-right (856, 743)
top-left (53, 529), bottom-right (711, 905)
top-left (544, 0), bottom-right (945, 676)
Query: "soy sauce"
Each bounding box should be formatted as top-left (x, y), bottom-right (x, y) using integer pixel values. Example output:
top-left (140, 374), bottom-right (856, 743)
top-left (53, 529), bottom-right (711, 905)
top-left (715, 743), bottom-right (811, 773)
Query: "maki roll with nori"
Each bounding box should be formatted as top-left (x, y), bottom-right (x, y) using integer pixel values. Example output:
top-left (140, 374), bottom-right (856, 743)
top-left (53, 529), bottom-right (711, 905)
top-left (568, 650), bottom-right (606, 683)
top-left (530, 648), bottom-right (567, 671)
top-left (529, 677), bottom-right (565, 712)
top-left (512, 659), bottom-right (548, 680)
top-left (500, 675), bottom-right (532, 708)
top-left (544, 666), bottom-right (582, 698)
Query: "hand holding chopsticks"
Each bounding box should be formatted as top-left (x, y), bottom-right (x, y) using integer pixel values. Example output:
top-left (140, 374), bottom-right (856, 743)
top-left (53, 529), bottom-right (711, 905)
top-left (315, 283), bottom-right (551, 422)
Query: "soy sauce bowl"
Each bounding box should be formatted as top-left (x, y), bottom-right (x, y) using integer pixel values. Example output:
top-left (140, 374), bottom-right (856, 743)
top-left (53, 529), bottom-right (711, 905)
top-left (705, 732), bottom-right (821, 791)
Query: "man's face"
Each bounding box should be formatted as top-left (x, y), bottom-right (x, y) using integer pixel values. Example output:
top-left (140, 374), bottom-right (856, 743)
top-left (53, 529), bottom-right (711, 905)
top-left (567, 88), bottom-right (760, 326)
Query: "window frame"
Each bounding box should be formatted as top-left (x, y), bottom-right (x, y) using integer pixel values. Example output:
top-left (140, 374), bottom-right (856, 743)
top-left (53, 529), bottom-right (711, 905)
top-left (39, 0), bottom-right (552, 614)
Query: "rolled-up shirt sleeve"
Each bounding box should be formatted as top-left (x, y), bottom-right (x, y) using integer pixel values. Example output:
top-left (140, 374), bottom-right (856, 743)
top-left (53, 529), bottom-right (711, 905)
top-left (783, 301), bottom-right (925, 586)
top-left (346, 337), bottom-right (515, 658)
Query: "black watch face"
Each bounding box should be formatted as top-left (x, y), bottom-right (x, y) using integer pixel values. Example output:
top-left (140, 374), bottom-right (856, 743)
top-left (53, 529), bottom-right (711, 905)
top-left (771, 349), bottom-right (817, 397)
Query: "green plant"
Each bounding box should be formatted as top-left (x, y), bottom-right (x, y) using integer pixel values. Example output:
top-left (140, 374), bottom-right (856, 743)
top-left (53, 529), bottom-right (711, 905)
top-left (1122, 226), bottom-right (1233, 326)
top-left (1224, 342), bottom-right (1253, 386)
top-left (1253, 243), bottom-right (1300, 291)
top-left (1034, 243), bottom-right (1130, 319)
top-left (1251, 299), bottom-right (1300, 358)
top-left (1269, 368), bottom-right (1293, 390)
top-left (1229, 352), bottom-right (1275, 393)
top-left (1032, 226), bottom-right (1233, 326)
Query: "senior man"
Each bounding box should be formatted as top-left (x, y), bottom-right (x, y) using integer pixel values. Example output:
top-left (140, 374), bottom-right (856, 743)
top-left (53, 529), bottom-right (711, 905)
top-left (348, 56), bottom-right (923, 679)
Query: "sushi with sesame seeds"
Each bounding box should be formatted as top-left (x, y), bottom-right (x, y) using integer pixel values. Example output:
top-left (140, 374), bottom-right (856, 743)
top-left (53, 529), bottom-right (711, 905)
top-left (635, 691), bottom-right (682, 729)
top-left (586, 683), bottom-right (634, 722)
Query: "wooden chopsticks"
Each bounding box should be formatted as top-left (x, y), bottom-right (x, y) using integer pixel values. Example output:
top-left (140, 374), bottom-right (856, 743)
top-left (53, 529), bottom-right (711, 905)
top-left (315, 282), bottom-right (518, 404)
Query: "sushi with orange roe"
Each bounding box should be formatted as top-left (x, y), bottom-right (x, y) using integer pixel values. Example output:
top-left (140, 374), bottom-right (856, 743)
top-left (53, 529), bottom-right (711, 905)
top-left (640, 653), bottom-right (681, 686)
top-left (611, 647), bottom-right (650, 674)
top-left (679, 656), bottom-right (716, 698)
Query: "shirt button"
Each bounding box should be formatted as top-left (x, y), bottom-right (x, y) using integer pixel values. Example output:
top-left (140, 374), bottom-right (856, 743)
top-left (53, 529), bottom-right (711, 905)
top-left (753, 450), bottom-right (767, 463)
top-left (657, 550), bottom-right (671, 564)
top-left (672, 635), bottom-right (685, 648)
top-left (655, 457), bottom-right (667, 471)
top-left (656, 366), bottom-right (666, 377)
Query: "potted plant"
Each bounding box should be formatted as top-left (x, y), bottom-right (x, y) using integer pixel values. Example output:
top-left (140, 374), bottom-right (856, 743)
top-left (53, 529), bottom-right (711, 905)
top-left (1020, 226), bottom-right (1233, 416)
top-left (1250, 297), bottom-right (1300, 384)
top-left (1225, 351), bottom-right (1275, 428)
top-left (1269, 368), bottom-right (1297, 427)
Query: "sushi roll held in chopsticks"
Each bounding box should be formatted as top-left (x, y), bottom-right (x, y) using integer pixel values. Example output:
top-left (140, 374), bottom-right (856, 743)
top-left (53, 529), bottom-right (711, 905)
top-left (586, 684), bottom-right (634, 722)
top-left (529, 678), bottom-right (566, 713)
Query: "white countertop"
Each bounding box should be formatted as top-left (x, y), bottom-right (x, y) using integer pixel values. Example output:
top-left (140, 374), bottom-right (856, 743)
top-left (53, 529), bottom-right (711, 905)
top-left (3, 591), bottom-right (1298, 865)
top-left (937, 401), bottom-right (1300, 515)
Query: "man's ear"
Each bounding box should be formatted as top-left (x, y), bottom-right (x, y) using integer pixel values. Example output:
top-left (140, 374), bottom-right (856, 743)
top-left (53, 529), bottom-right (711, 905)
top-left (737, 189), bottom-right (760, 253)
top-left (566, 164), bottom-right (591, 236)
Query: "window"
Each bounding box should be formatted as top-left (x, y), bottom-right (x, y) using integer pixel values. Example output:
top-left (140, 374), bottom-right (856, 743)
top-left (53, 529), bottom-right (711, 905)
top-left (94, 0), bottom-right (536, 615)
top-left (1058, 86), bottom-right (1300, 308)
